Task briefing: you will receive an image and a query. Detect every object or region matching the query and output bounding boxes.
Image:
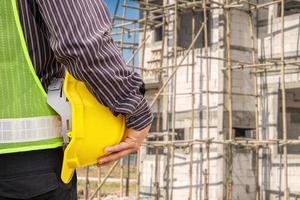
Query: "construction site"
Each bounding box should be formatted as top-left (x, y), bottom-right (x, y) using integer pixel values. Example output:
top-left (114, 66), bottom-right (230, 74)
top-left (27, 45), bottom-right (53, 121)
top-left (79, 0), bottom-right (300, 199)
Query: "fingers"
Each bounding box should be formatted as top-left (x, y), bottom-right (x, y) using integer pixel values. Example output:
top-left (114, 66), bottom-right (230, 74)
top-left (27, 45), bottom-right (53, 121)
top-left (98, 148), bottom-right (135, 166)
top-left (104, 140), bottom-right (136, 153)
top-left (98, 125), bottom-right (152, 166)
top-left (97, 162), bottom-right (110, 167)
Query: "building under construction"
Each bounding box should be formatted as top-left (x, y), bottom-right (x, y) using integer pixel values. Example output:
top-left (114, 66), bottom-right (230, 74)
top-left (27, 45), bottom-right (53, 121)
top-left (83, 0), bottom-right (300, 200)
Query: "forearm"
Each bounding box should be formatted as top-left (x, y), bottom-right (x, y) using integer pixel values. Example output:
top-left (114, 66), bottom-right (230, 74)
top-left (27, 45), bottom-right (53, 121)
top-left (36, 0), bottom-right (153, 130)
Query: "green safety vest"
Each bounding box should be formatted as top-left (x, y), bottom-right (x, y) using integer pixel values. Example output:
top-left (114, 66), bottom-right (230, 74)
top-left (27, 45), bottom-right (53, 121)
top-left (0, 0), bottom-right (63, 154)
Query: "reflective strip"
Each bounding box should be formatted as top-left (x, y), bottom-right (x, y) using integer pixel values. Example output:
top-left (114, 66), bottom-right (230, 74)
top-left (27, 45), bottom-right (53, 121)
top-left (0, 116), bottom-right (62, 143)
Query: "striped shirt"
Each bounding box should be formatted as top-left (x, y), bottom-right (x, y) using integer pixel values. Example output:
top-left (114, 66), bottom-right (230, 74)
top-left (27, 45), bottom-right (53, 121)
top-left (17, 0), bottom-right (153, 130)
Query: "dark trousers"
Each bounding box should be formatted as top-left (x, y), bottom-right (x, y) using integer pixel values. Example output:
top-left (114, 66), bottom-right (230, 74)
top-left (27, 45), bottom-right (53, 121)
top-left (0, 148), bottom-right (77, 200)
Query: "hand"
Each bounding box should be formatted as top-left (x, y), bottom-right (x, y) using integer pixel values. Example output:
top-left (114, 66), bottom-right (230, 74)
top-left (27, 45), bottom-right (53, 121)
top-left (97, 125), bottom-right (151, 166)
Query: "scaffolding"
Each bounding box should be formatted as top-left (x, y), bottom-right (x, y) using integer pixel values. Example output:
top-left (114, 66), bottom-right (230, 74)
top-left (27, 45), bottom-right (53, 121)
top-left (80, 0), bottom-right (300, 199)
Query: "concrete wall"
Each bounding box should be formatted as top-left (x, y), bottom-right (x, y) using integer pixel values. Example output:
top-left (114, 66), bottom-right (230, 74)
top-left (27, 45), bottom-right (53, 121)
top-left (233, 149), bottom-right (256, 200)
top-left (258, 5), bottom-right (300, 59)
top-left (257, 3), bottom-right (300, 199)
top-left (229, 8), bottom-right (258, 200)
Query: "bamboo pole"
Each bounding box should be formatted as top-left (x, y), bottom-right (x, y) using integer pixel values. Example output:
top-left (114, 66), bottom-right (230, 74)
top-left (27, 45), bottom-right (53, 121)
top-left (188, 0), bottom-right (196, 199)
top-left (126, 155), bottom-right (131, 196)
top-left (155, 91), bottom-right (256, 97)
top-left (85, 167), bottom-right (90, 200)
top-left (252, 0), bottom-right (282, 10)
top-left (204, 168), bottom-right (209, 198)
top-left (136, 151), bottom-right (141, 200)
top-left (131, 58), bottom-right (300, 72)
top-left (120, 0), bottom-right (127, 197)
top-left (225, 0), bottom-right (233, 198)
top-left (154, 4), bottom-right (166, 200)
top-left (162, 2), bottom-right (170, 199)
top-left (141, 139), bottom-right (300, 147)
top-left (169, 1), bottom-right (178, 199)
top-left (98, 167), bottom-right (101, 200)
top-left (280, 1), bottom-right (289, 199)
top-left (89, 161), bottom-right (120, 200)
top-left (229, 60), bottom-right (300, 70)
top-left (136, 1), bottom-right (149, 198)
top-left (154, 98), bottom-right (161, 200)
top-left (141, 0), bottom-right (149, 80)
top-left (248, 8), bottom-right (261, 200)
top-left (203, 0), bottom-right (210, 199)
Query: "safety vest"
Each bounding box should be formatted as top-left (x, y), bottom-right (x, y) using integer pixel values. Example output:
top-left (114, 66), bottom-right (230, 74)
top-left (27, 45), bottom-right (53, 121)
top-left (0, 0), bottom-right (63, 154)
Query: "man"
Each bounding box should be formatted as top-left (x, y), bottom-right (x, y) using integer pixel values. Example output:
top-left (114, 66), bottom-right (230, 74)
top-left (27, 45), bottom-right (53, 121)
top-left (0, 0), bottom-right (152, 199)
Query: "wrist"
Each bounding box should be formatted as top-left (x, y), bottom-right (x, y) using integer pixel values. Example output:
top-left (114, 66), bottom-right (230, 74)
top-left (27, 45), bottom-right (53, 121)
top-left (126, 98), bottom-right (153, 131)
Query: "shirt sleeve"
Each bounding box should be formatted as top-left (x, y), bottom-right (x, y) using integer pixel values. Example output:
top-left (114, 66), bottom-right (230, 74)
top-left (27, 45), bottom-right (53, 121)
top-left (35, 0), bottom-right (153, 130)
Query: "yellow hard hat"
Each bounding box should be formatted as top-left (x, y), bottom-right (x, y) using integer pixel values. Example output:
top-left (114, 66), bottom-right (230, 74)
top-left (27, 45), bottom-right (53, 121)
top-left (61, 72), bottom-right (126, 184)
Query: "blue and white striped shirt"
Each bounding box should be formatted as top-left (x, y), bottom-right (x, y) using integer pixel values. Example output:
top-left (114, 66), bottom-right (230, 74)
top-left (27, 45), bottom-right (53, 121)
top-left (17, 0), bottom-right (153, 130)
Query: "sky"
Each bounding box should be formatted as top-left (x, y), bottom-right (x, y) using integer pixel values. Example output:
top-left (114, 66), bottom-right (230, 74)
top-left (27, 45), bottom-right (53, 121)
top-left (103, 0), bottom-right (140, 65)
top-left (104, 1), bottom-right (121, 17)
top-left (104, 0), bottom-right (139, 20)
